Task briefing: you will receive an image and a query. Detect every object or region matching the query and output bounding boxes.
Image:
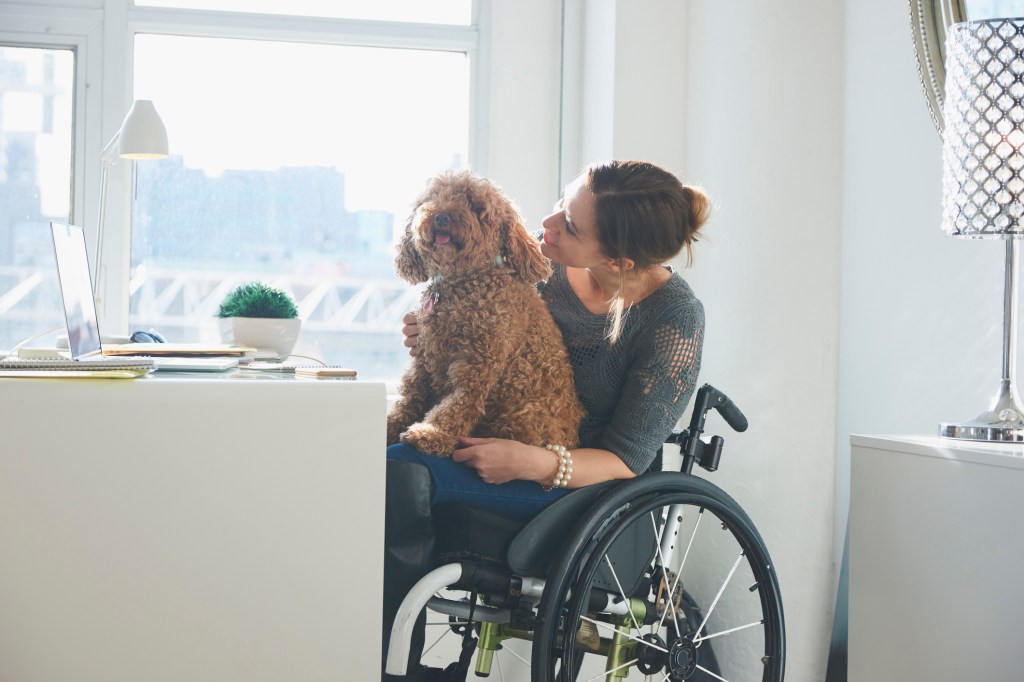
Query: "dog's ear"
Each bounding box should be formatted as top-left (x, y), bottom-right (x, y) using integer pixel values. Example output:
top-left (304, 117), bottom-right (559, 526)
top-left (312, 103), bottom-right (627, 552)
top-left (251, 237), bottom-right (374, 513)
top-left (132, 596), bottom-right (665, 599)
top-left (395, 218), bottom-right (429, 283)
top-left (505, 216), bottom-right (552, 284)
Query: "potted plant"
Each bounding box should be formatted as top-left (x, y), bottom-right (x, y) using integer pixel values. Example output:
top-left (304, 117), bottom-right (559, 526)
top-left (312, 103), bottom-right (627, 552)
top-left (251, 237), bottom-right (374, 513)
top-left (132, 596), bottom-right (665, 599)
top-left (217, 282), bottom-right (301, 359)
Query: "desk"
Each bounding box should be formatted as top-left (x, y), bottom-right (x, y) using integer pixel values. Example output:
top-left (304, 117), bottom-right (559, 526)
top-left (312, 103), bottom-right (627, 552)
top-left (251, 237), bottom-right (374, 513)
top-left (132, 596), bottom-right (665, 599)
top-left (849, 435), bottom-right (1024, 681)
top-left (0, 375), bottom-right (386, 682)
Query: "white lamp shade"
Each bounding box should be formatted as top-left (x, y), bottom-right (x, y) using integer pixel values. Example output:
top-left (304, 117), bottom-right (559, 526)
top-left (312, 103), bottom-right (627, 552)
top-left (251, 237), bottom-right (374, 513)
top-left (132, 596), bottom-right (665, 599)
top-left (117, 100), bottom-right (168, 159)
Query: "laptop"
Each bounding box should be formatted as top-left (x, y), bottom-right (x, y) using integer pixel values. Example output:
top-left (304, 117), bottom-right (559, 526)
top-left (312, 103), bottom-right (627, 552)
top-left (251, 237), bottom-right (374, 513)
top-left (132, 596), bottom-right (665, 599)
top-left (0, 223), bottom-right (238, 373)
top-left (0, 223), bottom-right (154, 371)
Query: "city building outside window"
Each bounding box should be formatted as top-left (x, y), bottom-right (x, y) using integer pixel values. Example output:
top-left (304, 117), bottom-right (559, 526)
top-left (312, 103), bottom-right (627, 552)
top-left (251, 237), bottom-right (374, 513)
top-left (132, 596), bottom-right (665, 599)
top-left (0, 45), bottom-right (75, 352)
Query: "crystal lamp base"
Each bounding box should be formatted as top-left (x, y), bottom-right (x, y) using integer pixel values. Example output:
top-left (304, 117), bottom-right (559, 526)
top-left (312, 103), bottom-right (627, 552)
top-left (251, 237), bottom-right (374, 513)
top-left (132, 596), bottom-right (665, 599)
top-left (940, 380), bottom-right (1024, 442)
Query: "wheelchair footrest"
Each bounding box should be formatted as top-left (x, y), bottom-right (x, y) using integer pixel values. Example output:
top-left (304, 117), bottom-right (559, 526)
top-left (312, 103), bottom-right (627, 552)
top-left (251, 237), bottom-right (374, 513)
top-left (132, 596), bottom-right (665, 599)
top-left (382, 664), bottom-right (445, 681)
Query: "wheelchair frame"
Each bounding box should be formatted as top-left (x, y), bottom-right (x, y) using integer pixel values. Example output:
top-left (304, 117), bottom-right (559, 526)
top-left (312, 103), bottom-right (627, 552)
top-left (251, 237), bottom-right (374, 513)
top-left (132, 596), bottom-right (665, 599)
top-left (386, 384), bottom-right (785, 682)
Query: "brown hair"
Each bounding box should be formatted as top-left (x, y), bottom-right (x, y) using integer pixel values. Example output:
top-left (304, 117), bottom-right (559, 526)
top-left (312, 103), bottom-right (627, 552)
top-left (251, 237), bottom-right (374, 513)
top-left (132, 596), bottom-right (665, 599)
top-left (584, 160), bottom-right (710, 341)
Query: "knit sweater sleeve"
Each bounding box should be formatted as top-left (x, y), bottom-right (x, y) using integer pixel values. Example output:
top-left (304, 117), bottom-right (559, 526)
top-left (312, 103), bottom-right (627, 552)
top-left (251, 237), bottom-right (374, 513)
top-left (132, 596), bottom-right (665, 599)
top-left (597, 296), bottom-right (705, 473)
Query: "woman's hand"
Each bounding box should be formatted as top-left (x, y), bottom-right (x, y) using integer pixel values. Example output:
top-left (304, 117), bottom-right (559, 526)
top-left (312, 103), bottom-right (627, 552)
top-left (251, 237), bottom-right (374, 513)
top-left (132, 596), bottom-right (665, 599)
top-left (452, 437), bottom-right (556, 486)
top-left (453, 438), bottom-right (636, 487)
top-left (402, 310), bottom-right (420, 357)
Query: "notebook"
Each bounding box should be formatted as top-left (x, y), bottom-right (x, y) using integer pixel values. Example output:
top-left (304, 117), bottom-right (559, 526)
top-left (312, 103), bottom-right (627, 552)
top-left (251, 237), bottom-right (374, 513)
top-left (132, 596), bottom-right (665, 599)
top-left (0, 223), bottom-right (154, 373)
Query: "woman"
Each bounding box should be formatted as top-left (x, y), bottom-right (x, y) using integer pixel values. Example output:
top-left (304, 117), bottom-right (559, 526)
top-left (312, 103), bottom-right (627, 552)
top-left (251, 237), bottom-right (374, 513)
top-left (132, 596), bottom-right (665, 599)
top-left (383, 160), bottom-right (710, 679)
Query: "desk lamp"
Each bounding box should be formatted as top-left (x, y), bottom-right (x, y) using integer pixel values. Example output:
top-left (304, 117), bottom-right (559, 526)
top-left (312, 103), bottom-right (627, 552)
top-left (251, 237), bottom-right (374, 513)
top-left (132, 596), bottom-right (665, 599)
top-left (95, 100), bottom-right (168, 310)
top-left (940, 18), bottom-right (1024, 441)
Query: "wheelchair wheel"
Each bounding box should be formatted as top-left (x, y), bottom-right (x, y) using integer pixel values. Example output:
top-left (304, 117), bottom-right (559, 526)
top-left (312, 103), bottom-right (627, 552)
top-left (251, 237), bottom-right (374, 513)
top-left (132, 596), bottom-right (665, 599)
top-left (532, 473), bottom-right (785, 682)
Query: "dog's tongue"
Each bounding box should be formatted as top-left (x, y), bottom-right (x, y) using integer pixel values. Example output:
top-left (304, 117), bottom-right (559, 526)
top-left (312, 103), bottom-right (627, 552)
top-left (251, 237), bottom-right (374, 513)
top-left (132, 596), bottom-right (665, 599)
top-left (435, 232), bottom-right (451, 244)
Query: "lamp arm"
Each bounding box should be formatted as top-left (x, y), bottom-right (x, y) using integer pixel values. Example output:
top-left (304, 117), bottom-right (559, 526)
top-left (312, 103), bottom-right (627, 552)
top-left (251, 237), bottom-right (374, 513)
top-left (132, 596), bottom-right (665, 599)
top-left (94, 155), bottom-right (113, 305)
top-left (100, 130), bottom-right (120, 165)
top-left (95, 128), bottom-right (120, 298)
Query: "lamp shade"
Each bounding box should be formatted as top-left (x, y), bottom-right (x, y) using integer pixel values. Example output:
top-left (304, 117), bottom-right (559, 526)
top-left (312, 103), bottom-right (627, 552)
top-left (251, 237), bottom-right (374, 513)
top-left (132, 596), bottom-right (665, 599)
top-left (116, 99), bottom-right (168, 160)
top-left (942, 18), bottom-right (1024, 238)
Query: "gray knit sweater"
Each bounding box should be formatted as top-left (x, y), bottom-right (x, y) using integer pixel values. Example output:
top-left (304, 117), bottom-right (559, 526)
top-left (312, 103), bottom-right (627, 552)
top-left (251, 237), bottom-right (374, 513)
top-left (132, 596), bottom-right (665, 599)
top-left (537, 262), bottom-right (705, 474)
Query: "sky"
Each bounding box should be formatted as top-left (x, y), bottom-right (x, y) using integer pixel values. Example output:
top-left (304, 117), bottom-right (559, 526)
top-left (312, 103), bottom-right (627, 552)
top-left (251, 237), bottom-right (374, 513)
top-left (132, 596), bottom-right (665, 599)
top-left (133, 29), bottom-right (470, 215)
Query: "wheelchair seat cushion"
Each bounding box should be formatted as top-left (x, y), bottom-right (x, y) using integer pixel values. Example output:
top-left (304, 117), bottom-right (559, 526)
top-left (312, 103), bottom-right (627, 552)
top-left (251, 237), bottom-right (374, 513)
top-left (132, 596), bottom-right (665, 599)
top-left (432, 481), bottom-right (619, 576)
top-left (434, 503), bottom-right (528, 565)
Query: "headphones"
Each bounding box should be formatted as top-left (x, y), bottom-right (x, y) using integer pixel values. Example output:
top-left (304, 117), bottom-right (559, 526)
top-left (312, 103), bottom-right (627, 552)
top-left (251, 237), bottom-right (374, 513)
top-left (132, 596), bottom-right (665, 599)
top-left (130, 329), bottom-right (167, 343)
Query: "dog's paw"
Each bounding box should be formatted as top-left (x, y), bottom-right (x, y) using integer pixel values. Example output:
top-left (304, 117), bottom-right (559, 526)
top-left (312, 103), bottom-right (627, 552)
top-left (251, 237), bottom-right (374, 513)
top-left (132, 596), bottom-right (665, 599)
top-left (386, 414), bottom-right (410, 446)
top-left (401, 423), bottom-right (458, 456)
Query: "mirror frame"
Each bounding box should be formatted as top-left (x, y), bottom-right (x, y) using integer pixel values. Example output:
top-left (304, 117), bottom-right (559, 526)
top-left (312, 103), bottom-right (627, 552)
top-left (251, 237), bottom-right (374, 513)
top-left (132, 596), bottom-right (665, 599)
top-left (910, 0), bottom-right (967, 134)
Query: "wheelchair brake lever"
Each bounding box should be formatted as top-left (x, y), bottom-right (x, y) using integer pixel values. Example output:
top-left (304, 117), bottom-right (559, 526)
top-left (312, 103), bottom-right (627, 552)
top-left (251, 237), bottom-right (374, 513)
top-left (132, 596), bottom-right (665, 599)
top-left (716, 396), bottom-right (748, 433)
top-left (673, 384), bottom-right (748, 474)
top-left (696, 384), bottom-right (748, 433)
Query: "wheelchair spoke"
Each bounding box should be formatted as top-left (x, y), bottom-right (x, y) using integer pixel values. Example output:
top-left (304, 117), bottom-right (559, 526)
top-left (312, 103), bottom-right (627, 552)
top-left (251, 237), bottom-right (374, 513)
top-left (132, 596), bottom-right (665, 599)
top-left (502, 644), bottom-right (530, 668)
top-left (603, 554), bottom-right (643, 634)
top-left (695, 550), bottom-right (744, 638)
top-left (693, 618), bottom-right (764, 644)
top-left (649, 512), bottom-right (683, 640)
top-left (696, 663), bottom-right (731, 682)
top-left (420, 625), bottom-right (450, 657)
top-left (580, 615), bottom-right (668, 653)
top-left (660, 507), bottom-right (704, 632)
top-left (579, 658), bottom-right (639, 682)
top-left (677, 508), bottom-right (704, 579)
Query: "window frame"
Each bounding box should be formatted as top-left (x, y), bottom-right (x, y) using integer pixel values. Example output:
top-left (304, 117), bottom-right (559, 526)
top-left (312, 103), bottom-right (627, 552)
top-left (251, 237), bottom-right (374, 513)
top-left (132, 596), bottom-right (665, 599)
top-left (0, 3), bottom-right (102, 257)
top-left (0, 0), bottom-right (488, 335)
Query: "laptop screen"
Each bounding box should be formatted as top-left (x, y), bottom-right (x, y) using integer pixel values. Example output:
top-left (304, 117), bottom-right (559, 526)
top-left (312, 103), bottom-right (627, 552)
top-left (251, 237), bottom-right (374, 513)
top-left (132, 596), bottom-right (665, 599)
top-left (50, 222), bottom-right (103, 359)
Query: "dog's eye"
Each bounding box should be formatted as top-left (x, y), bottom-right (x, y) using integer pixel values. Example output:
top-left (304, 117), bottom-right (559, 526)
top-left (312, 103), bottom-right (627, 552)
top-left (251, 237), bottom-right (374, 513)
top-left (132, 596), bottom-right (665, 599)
top-left (434, 213), bottom-right (451, 229)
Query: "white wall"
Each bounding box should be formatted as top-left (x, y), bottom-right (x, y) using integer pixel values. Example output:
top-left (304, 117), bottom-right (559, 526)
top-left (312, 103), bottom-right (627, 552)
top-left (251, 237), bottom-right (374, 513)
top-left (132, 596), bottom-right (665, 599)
top-left (556, 3), bottom-right (844, 680)
top-left (684, 2), bottom-right (844, 680)
top-left (838, 0), bottom-right (1010, 636)
top-left (485, 0), bottom-right (564, 230)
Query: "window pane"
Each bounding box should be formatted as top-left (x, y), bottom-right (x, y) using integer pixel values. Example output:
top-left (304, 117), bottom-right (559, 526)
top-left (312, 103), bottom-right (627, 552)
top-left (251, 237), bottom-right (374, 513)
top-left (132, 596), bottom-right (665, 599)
top-left (131, 34), bottom-right (470, 380)
top-left (966, 1), bottom-right (1024, 20)
top-left (133, 0), bottom-right (472, 25)
top-left (0, 45), bottom-right (75, 352)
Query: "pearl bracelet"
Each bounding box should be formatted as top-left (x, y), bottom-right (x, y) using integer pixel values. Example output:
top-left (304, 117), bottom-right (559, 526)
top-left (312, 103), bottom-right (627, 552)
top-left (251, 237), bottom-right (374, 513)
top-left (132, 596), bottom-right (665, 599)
top-left (541, 444), bottom-right (573, 492)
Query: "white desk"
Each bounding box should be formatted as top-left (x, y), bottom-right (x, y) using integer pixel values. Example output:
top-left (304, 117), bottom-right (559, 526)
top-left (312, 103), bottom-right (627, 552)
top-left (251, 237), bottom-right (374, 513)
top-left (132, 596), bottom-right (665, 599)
top-left (849, 435), bottom-right (1024, 682)
top-left (0, 375), bottom-right (386, 682)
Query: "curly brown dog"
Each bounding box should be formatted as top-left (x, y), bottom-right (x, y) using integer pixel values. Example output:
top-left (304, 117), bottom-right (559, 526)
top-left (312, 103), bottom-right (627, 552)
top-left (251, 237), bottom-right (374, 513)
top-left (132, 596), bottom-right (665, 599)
top-left (387, 170), bottom-right (583, 456)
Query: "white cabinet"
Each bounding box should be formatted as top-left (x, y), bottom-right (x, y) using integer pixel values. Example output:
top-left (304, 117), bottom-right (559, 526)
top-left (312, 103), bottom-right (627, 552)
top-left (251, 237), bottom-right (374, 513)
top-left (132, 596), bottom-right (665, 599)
top-left (849, 435), bottom-right (1024, 681)
top-left (0, 377), bottom-right (386, 682)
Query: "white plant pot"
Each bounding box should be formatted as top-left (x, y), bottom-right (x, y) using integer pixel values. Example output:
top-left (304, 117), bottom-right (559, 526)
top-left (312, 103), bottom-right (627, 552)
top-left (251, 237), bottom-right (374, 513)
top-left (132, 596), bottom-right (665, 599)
top-left (218, 317), bottom-right (301, 359)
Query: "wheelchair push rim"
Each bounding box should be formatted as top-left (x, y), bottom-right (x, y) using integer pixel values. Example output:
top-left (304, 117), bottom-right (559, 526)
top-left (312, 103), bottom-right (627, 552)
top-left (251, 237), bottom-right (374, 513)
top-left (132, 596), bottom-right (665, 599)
top-left (532, 475), bottom-right (785, 682)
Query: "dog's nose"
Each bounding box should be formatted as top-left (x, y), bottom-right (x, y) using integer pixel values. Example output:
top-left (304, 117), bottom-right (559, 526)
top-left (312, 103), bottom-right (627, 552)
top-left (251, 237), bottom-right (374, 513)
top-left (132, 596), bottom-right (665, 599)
top-left (434, 213), bottom-right (451, 229)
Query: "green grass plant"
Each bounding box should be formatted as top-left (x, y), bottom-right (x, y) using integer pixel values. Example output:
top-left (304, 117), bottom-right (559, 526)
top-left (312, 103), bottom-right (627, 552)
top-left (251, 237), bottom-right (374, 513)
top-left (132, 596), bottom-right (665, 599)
top-left (217, 282), bottom-right (299, 319)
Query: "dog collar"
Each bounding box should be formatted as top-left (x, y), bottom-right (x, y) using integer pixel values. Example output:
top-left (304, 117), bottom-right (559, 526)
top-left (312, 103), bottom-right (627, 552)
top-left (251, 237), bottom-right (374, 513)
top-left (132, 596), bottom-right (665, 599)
top-left (421, 256), bottom-right (506, 313)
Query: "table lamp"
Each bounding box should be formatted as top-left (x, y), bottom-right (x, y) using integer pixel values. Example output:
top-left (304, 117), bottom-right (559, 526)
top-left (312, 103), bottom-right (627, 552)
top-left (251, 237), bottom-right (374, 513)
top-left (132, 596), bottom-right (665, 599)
top-left (94, 100), bottom-right (168, 305)
top-left (940, 18), bottom-right (1024, 441)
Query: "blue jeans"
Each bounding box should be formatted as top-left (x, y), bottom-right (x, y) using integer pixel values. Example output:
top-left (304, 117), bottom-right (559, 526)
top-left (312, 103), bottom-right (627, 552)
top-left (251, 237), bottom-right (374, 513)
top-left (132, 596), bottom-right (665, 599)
top-left (386, 443), bottom-right (570, 521)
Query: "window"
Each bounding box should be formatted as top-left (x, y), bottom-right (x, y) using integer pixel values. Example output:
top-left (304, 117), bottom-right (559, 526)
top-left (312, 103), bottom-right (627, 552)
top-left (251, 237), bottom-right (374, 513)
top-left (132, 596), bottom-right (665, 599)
top-left (0, 45), bottom-right (75, 352)
top-left (134, 0), bottom-right (471, 25)
top-left (130, 34), bottom-right (471, 378)
top-left (0, 1), bottom-right (563, 374)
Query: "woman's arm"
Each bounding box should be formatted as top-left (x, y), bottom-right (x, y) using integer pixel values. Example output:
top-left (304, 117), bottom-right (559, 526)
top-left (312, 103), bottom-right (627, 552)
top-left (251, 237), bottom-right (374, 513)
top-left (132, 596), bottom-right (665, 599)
top-left (452, 437), bottom-right (634, 488)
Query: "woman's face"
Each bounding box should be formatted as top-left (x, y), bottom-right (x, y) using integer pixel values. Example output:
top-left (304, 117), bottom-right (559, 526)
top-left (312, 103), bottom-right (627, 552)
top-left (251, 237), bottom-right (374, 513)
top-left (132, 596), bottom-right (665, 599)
top-left (540, 176), bottom-right (608, 268)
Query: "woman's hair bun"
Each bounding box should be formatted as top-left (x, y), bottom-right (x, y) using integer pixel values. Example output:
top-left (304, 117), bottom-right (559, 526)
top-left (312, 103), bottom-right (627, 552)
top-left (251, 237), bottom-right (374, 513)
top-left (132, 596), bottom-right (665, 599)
top-left (682, 185), bottom-right (711, 237)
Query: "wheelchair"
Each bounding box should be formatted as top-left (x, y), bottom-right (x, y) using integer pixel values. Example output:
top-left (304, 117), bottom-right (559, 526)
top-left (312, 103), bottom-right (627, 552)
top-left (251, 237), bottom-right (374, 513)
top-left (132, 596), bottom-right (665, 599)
top-left (385, 384), bottom-right (786, 681)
